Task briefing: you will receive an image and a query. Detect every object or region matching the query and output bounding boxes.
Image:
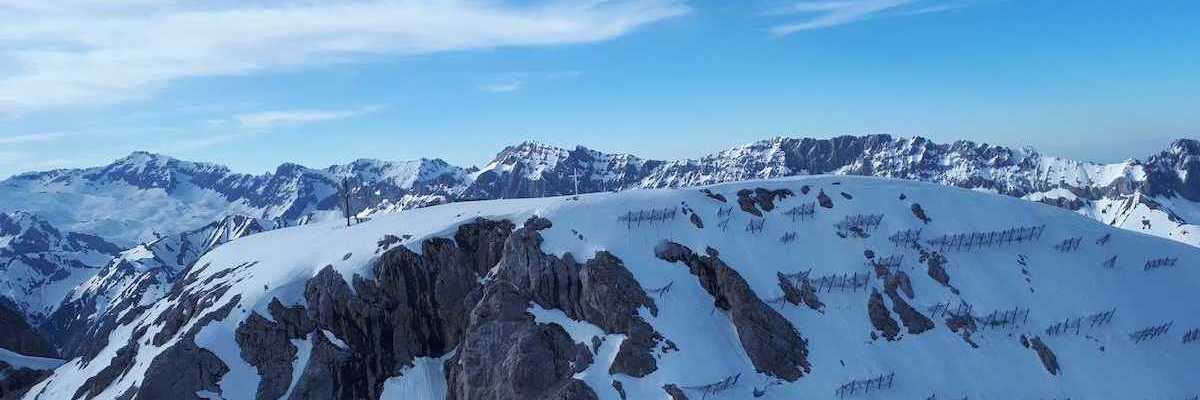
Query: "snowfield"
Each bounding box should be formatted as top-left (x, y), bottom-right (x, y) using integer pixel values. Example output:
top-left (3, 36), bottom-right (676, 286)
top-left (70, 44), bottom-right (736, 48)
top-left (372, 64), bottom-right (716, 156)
top-left (23, 175), bottom-right (1200, 399)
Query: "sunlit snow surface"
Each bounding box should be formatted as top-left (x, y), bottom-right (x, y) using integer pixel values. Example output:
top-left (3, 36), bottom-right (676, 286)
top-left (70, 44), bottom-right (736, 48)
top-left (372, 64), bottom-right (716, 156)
top-left (24, 176), bottom-right (1200, 399)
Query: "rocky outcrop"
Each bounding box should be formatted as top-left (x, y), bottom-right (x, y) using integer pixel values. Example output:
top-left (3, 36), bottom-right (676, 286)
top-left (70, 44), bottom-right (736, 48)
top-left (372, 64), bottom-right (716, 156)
top-left (445, 282), bottom-right (596, 400)
top-left (496, 218), bottom-right (663, 378)
top-left (663, 384), bottom-right (689, 400)
top-left (867, 290), bottom-right (900, 341)
top-left (777, 273), bottom-right (823, 312)
top-left (1027, 336), bottom-right (1060, 376)
top-left (655, 241), bottom-right (810, 381)
top-left (817, 190), bottom-right (834, 209)
top-left (0, 362), bottom-right (52, 400)
top-left (735, 188), bottom-right (794, 216)
top-left (0, 300), bottom-right (56, 358)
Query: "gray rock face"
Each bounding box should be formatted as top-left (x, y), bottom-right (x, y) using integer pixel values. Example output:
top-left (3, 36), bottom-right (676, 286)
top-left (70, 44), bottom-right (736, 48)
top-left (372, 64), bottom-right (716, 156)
top-left (496, 218), bottom-right (663, 378)
top-left (445, 282), bottom-right (596, 400)
top-left (654, 241), bottom-right (810, 381)
top-left (0, 301), bottom-right (56, 358)
top-left (662, 384), bottom-right (689, 400)
top-left (867, 290), bottom-right (900, 341)
top-left (0, 362), bottom-right (52, 400)
top-left (1028, 336), bottom-right (1060, 376)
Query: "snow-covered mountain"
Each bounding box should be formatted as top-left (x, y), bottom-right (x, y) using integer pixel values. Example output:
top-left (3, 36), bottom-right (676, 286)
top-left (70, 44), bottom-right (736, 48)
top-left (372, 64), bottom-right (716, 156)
top-left (3, 136), bottom-right (1198, 253)
top-left (43, 215), bottom-right (266, 359)
top-left (0, 152), bottom-right (466, 247)
top-left (0, 212), bottom-right (120, 322)
top-left (21, 176), bottom-right (1200, 399)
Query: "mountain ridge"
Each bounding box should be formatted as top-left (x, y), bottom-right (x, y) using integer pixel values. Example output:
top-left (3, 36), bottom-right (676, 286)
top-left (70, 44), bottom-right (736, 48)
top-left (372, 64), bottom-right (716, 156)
top-left (3, 135), bottom-right (1196, 249)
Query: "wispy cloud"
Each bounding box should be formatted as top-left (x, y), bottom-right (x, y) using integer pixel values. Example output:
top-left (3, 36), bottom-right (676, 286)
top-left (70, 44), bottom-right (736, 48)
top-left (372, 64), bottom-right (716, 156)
top-left (481, 81), bottom-right (523, 93)
top-left (0, 0), bottom-right (689, 114)
top-left (234, 105), bottom-right (382, 129)
top-left (0, 131), bottom-right (68, 145)
top-left (769, 0), bottom-right (963, 35)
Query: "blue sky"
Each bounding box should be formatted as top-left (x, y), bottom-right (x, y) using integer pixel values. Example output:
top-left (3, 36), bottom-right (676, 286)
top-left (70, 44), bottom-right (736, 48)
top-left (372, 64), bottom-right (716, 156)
top-left (1, 0), bottom-right (1197, 178)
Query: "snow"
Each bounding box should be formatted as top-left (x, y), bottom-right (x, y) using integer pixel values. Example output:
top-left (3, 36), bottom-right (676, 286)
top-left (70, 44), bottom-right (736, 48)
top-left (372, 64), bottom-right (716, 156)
top-left (22, 175), bottom-right (1200, 400)
top-left (280, 333), bottom-right (314, 399)
top-left (380, 352), bottom-right (454, 400)
top-left (0, 348), bottom-right (64, 371)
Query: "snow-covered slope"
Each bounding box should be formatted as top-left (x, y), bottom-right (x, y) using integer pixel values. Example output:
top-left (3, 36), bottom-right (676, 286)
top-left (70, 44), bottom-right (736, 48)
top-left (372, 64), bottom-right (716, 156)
top-left (0, 212), bottom-right (120, 322)
top-left (23, 176), bottom-right (1200, 400)
top-left (44, 215), bottom-right (266, 358)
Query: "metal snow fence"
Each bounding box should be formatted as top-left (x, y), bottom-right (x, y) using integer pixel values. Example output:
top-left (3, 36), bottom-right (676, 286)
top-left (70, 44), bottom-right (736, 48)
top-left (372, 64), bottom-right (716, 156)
top-left (926, 225), bottom-right (1045, 252)
top-left (812, 272), bottom-right (871, 294)
top-left (1182, 328), bottom-right (1200, 344)
top-left (779, 231), bottom-right (798, 244)
top-left (617, 207), bottom-right (678, 229)
top-left (683, 373), bottom-right (742, 400)
top-left (975, 306), bottom-right (1031, 331)
top-left (836, 372), bottom-right (895, 398)
top-left (648, 281), bottom-right (674, 299)
top-left (717, 217), bottom-right (732, 232)
top-left (1102, 255), bottom-right (1118, 269)
top-left (928, 300), bottom-right (975, 319)
top-left (1044, 309), bottom-right (1114, 337)
top-left (746, 218), bottom-right (766, 234)
top-left (1129, 321), bottom-right (1173, 343)
top-left (1054, 237), bottom-right (1082, 252)
top-left (783, 202), bottom-right (816, 222)
top-left (889, 228), bottom-right (923, 247)
top-left (1143, 257), bottom-right (1178, 272)
top-left (1096, 233), bottom-right (1112, 246)
top-left (835, 214), bottom-right (884, 237)
top-left (867, 255), bottom-right (904, 273)
top-left (717, 206), bottom-right (734, 218)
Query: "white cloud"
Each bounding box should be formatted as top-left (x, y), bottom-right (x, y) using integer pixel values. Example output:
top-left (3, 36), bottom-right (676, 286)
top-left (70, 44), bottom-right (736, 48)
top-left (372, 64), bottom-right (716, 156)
top-left (770, 0), bottom-right (960, 35)
top-left (235, 105), bottom-right (382, 129)
top-left (481, 81), bottom-right (523, 93)
top-left (0, 0), bottom-right (688, 114)
top-left (0, 131), bottom-right (67, 144)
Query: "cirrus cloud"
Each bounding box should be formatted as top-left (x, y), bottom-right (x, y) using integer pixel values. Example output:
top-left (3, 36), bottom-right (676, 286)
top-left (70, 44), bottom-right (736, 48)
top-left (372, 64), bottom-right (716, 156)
top-left (0, 0), bottom-right (689, 114)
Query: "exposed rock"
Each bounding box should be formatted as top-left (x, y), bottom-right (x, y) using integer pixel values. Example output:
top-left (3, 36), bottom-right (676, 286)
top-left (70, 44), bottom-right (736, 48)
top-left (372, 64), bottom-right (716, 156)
top-left (911, 203), bottom-right (931, 223)
top-left (700, 189), bottom-right (726, 203)
top-left (736, 188), bottom-right (795, 216)
top-left (867, 290), bottom-right (900, 341)
top-left (689, 213), bottom-right (704, 229)
top-left (655, 241), bottom-right (810, 381)
top-left (920, 249), bottom-right (957, 294)
top-left (885, 270), bottom-right (915, 300)
top-left (611, 380), bottom-right (627, 400)
top-left (499, 223), bottom-right (663, 377)
top-left (72, 339), bottom-right (141, 399)
top-left (817, 190), bottom-right (834, 208)
top-left (663, 384), bottom-right (689, 400)
top-left (883, 286), bottom-right (933, 335)
top-left (946, 313), bottom-right (979, 348)
top-left (777, 273), bottom-right (823, 312)
top-left (1028, 336), bottom-right (1060, 376)
top-left (139, 340), bottom-right (229, 398)
top-left (0, 301), bottom-right (56, 358)
top-left (445, 282), bottom-right (596, 400)
top-left (235, 311), bottom-right (305, 400)
top-left (0, 362), bottom-right (52, 400)
top-left (288, 331), bottom-right (354, 400)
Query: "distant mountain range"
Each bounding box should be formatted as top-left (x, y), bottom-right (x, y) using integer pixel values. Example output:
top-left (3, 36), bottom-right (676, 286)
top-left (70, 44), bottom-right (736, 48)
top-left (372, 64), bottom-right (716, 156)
top-left (3, 135), bottom-right (1198, 249)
